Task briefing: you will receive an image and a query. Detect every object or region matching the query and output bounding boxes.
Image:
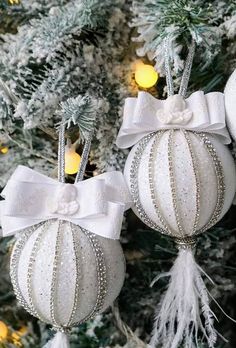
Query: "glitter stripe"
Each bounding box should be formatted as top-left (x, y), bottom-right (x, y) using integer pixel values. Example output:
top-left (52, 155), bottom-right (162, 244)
top-left (148, 131), bottom-right (172, 235)
top-left (66, 223), bottom-right (80, 326)
top-left (168, 130), bottom-right (185, 237)
top-left (73, 228), bottom-right (107, 325)
top-left (49, 219), bottom-right (62, 327)
top-left (26, 221), bottom-right (50, 322)
top-left (183, 130), bottom-right (201, 234)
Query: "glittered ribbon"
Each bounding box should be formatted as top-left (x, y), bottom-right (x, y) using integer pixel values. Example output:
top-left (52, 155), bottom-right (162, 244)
top-left (116, 91), bottom-right (230, 149)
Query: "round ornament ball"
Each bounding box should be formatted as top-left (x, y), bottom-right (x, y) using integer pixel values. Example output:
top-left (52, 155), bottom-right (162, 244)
top-left (225, 69), bottom-right (236, 141)
top-left (10, 219), bottom-right (125, 329)
top-left (124, 130), bottom-right (236, 238)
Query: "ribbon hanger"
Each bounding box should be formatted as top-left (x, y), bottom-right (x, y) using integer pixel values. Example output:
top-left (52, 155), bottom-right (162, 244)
top-left (164, 36), bottom-right (196, 98)
top-left (57, 116), bottom-right (95, 184)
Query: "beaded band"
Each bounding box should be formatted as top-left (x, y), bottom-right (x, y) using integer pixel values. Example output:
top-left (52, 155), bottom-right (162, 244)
top-left (175, 236), bottom-right (197, 250)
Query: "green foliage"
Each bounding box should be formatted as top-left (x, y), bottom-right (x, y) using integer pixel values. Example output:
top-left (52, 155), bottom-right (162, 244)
top-left (58, 95), bottom-right (98, 141)
top-left (1, 0), bottom-right (236, 347)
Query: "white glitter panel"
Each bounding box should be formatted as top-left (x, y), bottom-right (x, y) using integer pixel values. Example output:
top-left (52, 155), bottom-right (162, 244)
top-left (97, 236), bottom-right (125, 312)
top-left (17, 227), bottom-right (41, 309)
top-left (210, 135), bottom-right (236, 218)
top-left (172, 131), bottom-right (196, 234)
top-left (56, 222), bottom-right (76, 325)
top-left (72, 227), bottom-right (98, 323)
top-left (189, 132), bottom-right (217, 230)
top-left (139, 135), bottom-right (170, 229)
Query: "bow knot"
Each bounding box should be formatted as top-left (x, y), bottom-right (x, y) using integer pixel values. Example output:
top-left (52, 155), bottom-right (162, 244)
top-left (48, 184), bottom-right (80, 216)
top-left (156, 94), bottom-right (193, 125)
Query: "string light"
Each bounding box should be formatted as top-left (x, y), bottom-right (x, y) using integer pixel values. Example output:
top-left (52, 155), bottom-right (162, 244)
top-left (0, 321), bottom-right (8, 341)
top-left (65, 144), bottom-right (81, 175)
top-left (8, 0), bottom-right (20, 4)
top-left (134, 61), bottom-right (159, 88)
top-left (0, 146), bottom-right (9, 154)
top-left (12, 326), bottom-right (27, 346)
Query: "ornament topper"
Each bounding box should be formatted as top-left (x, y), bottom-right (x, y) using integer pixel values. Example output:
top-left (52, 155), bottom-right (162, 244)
top-left (0, 165), bottom-right (131, 239)
top-left (116, 91), bottom-right (230, 149)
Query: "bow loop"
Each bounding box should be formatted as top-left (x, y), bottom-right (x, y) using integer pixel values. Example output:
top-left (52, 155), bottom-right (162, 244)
top-left (0, 166), bottom-right (132, 240)
top-left (116, 91), bottom-right (230, 149)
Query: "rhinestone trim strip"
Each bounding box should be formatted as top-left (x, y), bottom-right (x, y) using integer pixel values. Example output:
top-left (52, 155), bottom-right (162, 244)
top-left (175, 236), bottom-right (197, 250)
top-left (183, 130), bottom-right (201, 234)
top-left (130, 132), bottom-right (167, 232)
top-left (26, 221), bottom-right (49, 322)
top-left (73, 229), bottom-right (107, 326)
top-left (148, 131), bottom-right (172, 235)
top-left (66, 223), bottom-right (81, 327)
top-left (49, 219), bottom-right (62, 327)
top-left (10, 224), bottom-right (49, 320)
top-left (168, 130), bottom-right (185, 237)
top-left (196, 133), bottom-right (225, 235)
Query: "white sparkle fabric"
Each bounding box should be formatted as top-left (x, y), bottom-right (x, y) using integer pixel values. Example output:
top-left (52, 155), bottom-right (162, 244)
top-left (14, 220), bottom-right (125, 326)
top-left (0, 165), bottom-right (132, 239)
top-left (116, 91), bottom-right (230, 148)
top-left (124, 131), bottom-right (236, 237)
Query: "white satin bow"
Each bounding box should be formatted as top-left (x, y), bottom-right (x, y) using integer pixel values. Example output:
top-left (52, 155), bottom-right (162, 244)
top-left (116, 91), bottom-right (231, 148)
top-left (0, 166), bottom-right (132, 239)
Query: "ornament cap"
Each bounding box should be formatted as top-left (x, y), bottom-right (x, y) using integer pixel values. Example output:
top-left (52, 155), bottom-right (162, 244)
top-left (175, 236), bottom-right (197, 250)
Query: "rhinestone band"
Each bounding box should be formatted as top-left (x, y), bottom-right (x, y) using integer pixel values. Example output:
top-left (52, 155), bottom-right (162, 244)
top-left (196, 133), bottom-right (225, 235)
top-left (73, 228), bottom-right (107, 325)
top-left (58, 124), bottom-right (65, 183)
top-left (175, 236), bottom-right (197, 250)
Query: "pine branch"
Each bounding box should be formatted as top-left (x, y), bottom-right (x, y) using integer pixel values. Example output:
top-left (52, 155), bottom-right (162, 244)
top-left (58, 95), bottom-right (98, 142)
top-left (131, 0), bottom-right (224, 73)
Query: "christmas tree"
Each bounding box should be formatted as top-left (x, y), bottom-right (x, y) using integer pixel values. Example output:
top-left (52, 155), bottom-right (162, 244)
top-left (0, 0), bottom-right (236, 347)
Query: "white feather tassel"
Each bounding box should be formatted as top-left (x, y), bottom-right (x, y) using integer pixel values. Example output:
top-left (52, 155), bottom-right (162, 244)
top-left (43, 332), bottom-right (70, 348)
top-left (150, 249), bottom-right (217, 348)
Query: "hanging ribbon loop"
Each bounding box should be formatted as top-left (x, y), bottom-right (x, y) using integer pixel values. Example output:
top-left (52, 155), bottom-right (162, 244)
top-left (0, 165), bottom-right (132, 239)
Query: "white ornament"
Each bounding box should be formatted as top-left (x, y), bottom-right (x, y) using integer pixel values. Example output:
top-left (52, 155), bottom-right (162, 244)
top-left (116, 83), bottom-right (235, 347)
top-left (10, 219), bottom-right (125, 327)
top-left (122, 128), bottom-right (236, 348)
top-left (156, 95), bottom-right (192, 125)
top-left (225, 69), bottom-right (236, 141)
top-left (0, 165), bottom-right (131, 348)
top-left (124, 130), bottom-right (235, 237)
